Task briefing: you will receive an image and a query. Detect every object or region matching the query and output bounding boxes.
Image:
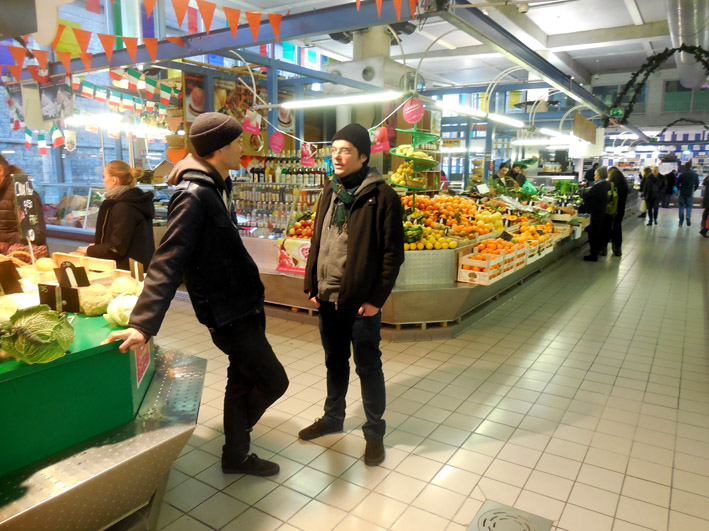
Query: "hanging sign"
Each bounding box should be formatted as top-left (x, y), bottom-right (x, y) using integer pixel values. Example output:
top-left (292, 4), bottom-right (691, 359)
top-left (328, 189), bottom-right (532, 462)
top-left (39, 80), bottom-right (73, 121)
top-left (277, 107), bottom-right (294, 133)
top-left (370, 126), bottom-right (390, 153)
top-left (243, 109), bottom-right (262, 135)
top-left (12, 175), bottom-right (42, 244)
top-left (183, 73), bottom-right (205, 123)
top-left (269, 131), bottom-right (285, 153)
top-left (402, 98), bottom-right (425, 124)
top-left (300, 143), bottom-right (316, 167)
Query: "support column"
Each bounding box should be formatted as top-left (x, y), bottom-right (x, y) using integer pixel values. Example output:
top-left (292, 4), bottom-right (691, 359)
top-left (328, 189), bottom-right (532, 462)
top-left (267, 67), bottom-right (278, 138)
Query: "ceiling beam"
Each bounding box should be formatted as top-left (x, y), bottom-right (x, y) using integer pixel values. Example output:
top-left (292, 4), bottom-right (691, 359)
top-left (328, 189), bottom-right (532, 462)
top-left (547, 20), bottom-right (669, 52)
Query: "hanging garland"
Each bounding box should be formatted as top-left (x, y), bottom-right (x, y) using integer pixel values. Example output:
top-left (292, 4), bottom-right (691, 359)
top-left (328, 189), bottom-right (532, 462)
top-left (602, 44), bottom-right (709, 127)
top-left (655, 118), bottom-right (709, 140)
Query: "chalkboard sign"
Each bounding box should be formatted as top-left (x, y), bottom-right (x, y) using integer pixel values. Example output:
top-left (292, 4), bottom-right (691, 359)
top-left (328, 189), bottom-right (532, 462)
top-left (12, 174), bottom-right (41, 243)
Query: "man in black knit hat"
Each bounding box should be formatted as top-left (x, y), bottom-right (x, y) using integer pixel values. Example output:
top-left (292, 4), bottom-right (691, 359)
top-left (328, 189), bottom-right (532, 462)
top-left (300, 123), bottom-right (405, 466)
top-left (107, 112), bottom-right (288, 476)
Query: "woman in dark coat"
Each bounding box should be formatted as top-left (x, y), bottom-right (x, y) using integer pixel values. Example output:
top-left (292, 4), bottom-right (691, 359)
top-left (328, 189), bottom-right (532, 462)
top-left (700, 175), bottom-right (709, 238)
top-left (641, 166), bottom-right (666, 226)
top-left (78, 160), bottom-right (155, 269)
top-left (601, 166), bottom-right (629, 256)
top-left (0, 154), bottom-right (47, 250)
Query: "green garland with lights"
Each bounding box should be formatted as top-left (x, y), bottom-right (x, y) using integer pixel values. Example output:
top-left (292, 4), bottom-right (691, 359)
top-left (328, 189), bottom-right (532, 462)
top-left (602, 44), bottom-right (709, 127)
top-left (655, 118), bottom-right (709, 140)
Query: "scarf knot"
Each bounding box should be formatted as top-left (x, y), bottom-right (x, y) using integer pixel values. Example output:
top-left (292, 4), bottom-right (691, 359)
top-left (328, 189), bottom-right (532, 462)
top-left (329, 165), bottom-right (368, 232)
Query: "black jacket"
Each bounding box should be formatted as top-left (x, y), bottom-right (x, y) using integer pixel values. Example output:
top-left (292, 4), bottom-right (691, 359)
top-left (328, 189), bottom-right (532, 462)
top-left (642, 174), bottom-right (666, 202)
top-left (676, 169), bottom-right (699, 198)
top-left (128, 155), bottom-right (264, 338)
top-left (305, 167), bottom-right (405, 309)
top-left (87, 188), bottom-right (155, 269)
top-left (703, 176), bottom-right (709, 208)
top-left (0, 171), bottom-right (47, 246)
top-left (580, 178), bottom-right (611, 223)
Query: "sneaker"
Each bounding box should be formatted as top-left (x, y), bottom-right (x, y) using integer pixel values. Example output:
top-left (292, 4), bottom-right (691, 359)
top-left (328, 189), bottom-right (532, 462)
top-left (299, 418), bottom-right (342, 441)
top-left (654, 220), bottom-right (659, 225)
top-left (583, 255), bottom-right (598, 262)
top-left (679, 221), bottom-right (683, 226)
top-left (364, 437), bottom-right (385, 466)
top-left (222, 453), bottom-right (279, 476)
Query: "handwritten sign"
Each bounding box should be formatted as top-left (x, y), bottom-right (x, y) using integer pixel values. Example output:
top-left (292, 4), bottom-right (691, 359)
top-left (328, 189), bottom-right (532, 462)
top-left (402, 98), bottom-right (425, 124)
top-left (12, 175), bottom-right (41, 243)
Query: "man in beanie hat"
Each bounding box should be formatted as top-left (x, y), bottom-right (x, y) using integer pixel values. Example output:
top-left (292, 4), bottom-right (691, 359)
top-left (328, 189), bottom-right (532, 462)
top-left (299, 123), bottom-right (405, 466)
top-left (107, 112), bottom-right (288, 476)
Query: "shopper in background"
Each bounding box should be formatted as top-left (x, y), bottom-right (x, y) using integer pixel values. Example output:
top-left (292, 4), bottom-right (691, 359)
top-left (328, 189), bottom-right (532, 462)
top-left (492, 163), bottom-right (520, 189)
top-left (662, 169), bottom-right (677, 208)
top-left (76, 161), bottom-right (154, 270)
top-left (699, 174), bottom-right (709, 238)
top-left (575, 165), bottom-right (611, 261)
top-left (106, 113), bottom-right (288, 477)
top-left (602, 166), bottom-right (629, 257)
top-left (508, 163), bottom-right (521, 183)
top-left (584, 162), bottom-right (599, 186)
top-left (676, 162), bottom-right (699, 226)
top-left (0, 154), bottom-right (47, 250)
top-left (637, 167), bottom-right (652, 219)
top-left (513, 164), bottom-right (528, 187)
top-left (641, 166), bottom-right (666, 226)
top-left (300, 123), bottom-right (404, 467)
top-left (439, 169), bottom-right (449, 191)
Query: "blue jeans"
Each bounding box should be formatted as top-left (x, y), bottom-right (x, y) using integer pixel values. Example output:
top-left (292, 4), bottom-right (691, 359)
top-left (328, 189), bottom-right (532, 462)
top-left (318, 300), bottom-right (386, 439)
top-left (678, 196), bottom-right (693, 224)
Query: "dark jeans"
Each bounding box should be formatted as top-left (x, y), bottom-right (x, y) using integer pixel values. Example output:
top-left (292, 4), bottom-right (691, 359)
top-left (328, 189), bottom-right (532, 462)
top-left (662, 193), bottom-right (672, 208)
top-left (587, 217), bottom-right (604, 257)
top-left (601, 211), bottom-right (623, 251)
top-left (678, 196), bottom-right (693, 224)
top-left (318, 300), bottom-right (386, 440)
top-left (701, 208), bottom-right (708, 233)
top-left (210, 309), bottom-right (289, 461)
top-left (646, 198), bottom-right (660, 223)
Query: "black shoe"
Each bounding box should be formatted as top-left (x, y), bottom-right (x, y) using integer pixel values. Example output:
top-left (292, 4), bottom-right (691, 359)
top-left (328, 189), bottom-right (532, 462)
top-left (700, 230), bottom-right (708, 238)
top-left (647, 222), bottom-right (653, 226)
top-left (298, 418), bottom-right (342, 441)
top-left (583, 255), bottom-right (598, 262)
top-left (687, 219), bottom-right (691, 226)
top-left (638, 213), bottom-right (646, 218)
top-left (679, 221), bottom-right (683, 226)
top-left (599, 249), bottom-right (607, 256)
top-left (655, 220), bottom-right (659, 225)
top-left (222, 453), bottom-right (279, 476)
top-left (612, 246), bottom-right (622, 257)
top-left (364, 438), bottom-right (385, 466)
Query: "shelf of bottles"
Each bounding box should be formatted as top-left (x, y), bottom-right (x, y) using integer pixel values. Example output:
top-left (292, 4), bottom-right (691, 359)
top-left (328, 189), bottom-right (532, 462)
top-left (243, 151), bottom-right (329, 186)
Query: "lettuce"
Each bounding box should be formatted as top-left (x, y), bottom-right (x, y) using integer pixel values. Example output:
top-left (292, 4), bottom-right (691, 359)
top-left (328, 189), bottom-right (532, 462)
top-left (0, 305), bottom-right (75, 364)
top-left (103, 295), bottom-right (138, 327)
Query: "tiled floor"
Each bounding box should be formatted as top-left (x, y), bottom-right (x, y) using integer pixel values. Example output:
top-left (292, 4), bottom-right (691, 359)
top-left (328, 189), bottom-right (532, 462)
top-left (153, 212), bottom-right (709, 531)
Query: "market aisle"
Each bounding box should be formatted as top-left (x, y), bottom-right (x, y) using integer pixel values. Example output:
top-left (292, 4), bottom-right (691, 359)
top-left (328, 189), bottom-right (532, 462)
top-left (154, 213), bottom-right (709, 531)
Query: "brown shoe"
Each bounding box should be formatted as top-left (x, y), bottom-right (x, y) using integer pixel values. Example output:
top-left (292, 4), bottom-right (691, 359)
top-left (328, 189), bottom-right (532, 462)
top-left (364, 438), bottom-right (385, 466)
top-left (298, 418), bottom-right (342, 441)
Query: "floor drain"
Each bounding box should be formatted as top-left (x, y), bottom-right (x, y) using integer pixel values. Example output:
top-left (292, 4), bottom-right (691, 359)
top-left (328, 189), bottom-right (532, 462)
top-left (468, 500), bottom-right (553, 531)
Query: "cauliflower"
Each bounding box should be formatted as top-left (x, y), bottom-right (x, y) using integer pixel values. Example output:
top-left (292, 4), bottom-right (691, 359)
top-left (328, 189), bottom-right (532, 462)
top-left (109, 276), bottom-right (142, 297)
top-left (79, 284), bottom-right (113, 316)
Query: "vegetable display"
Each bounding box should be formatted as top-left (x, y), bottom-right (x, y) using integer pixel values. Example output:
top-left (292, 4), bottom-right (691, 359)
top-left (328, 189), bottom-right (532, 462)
top-left (103, 295), bottom-right (138, 327)
top-left (79, 284), bottom-right (113, 317)
top-left (0, 305), bottom-right (75, 365)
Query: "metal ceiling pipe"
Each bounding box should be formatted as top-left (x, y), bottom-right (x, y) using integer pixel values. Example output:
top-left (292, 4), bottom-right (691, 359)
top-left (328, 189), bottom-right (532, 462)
top-left (666, 0), bottom-right (709, 89)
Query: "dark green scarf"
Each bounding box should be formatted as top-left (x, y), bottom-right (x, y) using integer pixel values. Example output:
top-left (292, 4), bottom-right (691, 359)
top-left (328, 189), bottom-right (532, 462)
top-left (329, 165), bottom-right (368, 232)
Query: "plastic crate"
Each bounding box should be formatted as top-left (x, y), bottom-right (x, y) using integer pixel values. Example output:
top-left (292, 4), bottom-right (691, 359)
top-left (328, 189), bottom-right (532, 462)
top-left (457, 253), bottom-right (504, 285)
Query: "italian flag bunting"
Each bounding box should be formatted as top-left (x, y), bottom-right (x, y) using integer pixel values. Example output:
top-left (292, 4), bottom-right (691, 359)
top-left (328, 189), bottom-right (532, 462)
top-left (110, 68), bottom-right (125, 81)
top-left (81, 81), bottom-right (95, 99)
top-left (134, 97), bottom-right (143, 113)
top-left (72, 75), bottom-right (81, 91)
top-left (144, 77), bottom-right (157, 99)
top-left (126, 68), bottom-right (141, 91)
top-left (109, 90), bottom-right (122, 108)
top-left (145, 100), bottom-right (156, 113)
top-left (121, 94), bottom-right (134, 111)
top-left (158, 103), bottom-right (167, 118)
top-left (159, 84), bottom-right (172, 105)
top-left (94, 86), bottom-right (108, 103)
top-left (38, 134), bottom-right (48, 155)
top-left (50, 122), bottom-right (65, 148)
top-left (25, 128), bottom-right (32, 150)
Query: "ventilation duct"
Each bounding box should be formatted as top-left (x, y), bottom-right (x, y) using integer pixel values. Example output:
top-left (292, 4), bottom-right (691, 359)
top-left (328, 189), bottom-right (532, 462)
top-left (666, 0), bottom-right (709, 89)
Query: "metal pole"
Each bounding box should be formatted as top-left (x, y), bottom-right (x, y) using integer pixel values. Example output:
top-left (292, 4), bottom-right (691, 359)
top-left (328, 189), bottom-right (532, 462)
top-left (99, 127), bottom-right (105, 168)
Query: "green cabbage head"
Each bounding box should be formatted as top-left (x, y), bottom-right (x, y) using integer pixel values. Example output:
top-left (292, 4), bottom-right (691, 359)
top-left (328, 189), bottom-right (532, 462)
top-left (0, 305), bottom-right (75, 365)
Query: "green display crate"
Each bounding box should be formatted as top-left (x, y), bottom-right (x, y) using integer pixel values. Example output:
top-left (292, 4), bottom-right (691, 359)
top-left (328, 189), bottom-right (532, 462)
top-left (0, 315), bottom-right (155, 478)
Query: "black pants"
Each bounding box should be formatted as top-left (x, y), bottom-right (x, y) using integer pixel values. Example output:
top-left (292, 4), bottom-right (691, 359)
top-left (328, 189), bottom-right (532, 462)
top-left (646, 197), bottom-right (660, 222)
top-left (587, 217), bottom-right (604, 257)
top-left (210, 309), bottom-right (289, 461)
top-left (701, 208), bottom-right (708, 233)
top-left (601, 211), bottom-right (623, 250)
top-left (317, 300), bottom-right (386, 440)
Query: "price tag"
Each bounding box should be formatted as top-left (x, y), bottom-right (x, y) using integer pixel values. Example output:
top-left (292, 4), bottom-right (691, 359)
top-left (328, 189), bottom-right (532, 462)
top-left (500, 231), bottom-right (513, 241)
top-left (55, 262), bottom-right (90, 288)
top-left (12, 174), bottom-right (42, 243)
top-left (537, 229), bottom-right (545, 236)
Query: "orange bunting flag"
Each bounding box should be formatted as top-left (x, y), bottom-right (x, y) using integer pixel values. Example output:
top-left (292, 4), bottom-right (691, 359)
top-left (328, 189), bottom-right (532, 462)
top-left (50, 25), bottom-right (65, 50)
top-left (26, 65), bottom-right (39, 82)
top-left (246, 11), bottom-right (261, 41)
top-left (196, 0), bottom-right (216, 34)
top-left (172, 0), bottom-right (190, 28)
top-left (223, 7), bottom-right (241, 39)
top-left (122, 36), bottom-right (138, 62)
top-left (375, 0), bottom-right (382, 18)
top-left (409, 0), bottom-right (417, 16)
top-left (7, 46), bottom-right (27, 68)
top-left (98, 33), bottom-right (116, 61)
top-left (56, 51), bottom-right (72, 73)
top-left (72, 28), bottom-right (92, 54)
top-left (32, 49), bottom-right (49, 70)
top-left (267, 13), bottom-right (282, 42)
top-left (6, 64), bottom-right (22, 82)
top-left (80, 52), bottom-right (93, 71)
top-left (166, 36), bottom-right (185, 47)
top-left (393, 0), bottom-right (402, 20)
top-left (356, 0), bottom-right (361, 10)
top-left (144, 0), bottom-right (157, 18)
top-left (144, 37), bottom-right (158, 61)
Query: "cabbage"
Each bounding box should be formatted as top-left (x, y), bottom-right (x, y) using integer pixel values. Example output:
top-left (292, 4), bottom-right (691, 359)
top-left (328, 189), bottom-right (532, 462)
top-left (0, 305), bottom-right (75, 364)
top-left (79, 284), bottom-right (112, 316)
top-left (103, 295), bottom-right (138, 327)
top-left (109, 277), bottom-right (141, 297)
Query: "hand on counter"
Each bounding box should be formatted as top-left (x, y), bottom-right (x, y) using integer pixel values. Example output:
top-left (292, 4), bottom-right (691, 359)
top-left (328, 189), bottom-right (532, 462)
top-left (105, 327), bottom-right (149, 353)
top-left (75, 246), bottom-right (88, 255)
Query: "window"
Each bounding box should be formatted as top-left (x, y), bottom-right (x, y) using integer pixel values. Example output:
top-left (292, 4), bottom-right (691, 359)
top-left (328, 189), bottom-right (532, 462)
top-left (663, 81), bottom-right (692, 112)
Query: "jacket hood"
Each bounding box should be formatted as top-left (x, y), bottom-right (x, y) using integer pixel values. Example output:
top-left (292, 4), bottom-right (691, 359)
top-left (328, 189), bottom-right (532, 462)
top-left (109, 188), bottom-right (155, 221)
top-left (167, 154), bottom-right (224, 189)
top-left (355, 166), bottom-right (385, 196)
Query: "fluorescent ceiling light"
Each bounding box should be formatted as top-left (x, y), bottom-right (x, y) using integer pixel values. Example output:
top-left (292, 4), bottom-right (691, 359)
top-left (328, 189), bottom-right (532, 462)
top-left (281, 90), bottom-right (402, 109)
top-left (512, 138), bottom-right (572, 146)
top-left (434, 100), bottom-right (487, 119)
top-left (539, 127), bottom-right (567, 137)
top-left (487, 113), bottom-right (525, 128)
top-left (545, 145), bottom-right (570, 150)
top-left (440, 147), bottom-right (471, 153)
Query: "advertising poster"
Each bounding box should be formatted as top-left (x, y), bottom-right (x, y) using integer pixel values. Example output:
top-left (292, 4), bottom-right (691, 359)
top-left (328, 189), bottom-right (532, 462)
top-left (276, 238), bottom-right (310, 276)
top-left (39, 80), bottom-right (73, 121)
top-left (277, 107), bottom-right (294, 133)
top-left (214, 78), bottom-right (239, 117)
top-left (4, 82), bottom-right (25, 129)
top-left (183, 73), bottom-right (205, 123)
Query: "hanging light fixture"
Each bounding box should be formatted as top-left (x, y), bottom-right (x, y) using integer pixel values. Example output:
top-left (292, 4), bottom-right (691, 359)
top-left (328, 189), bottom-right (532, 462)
top-left (280, 90), bottom-right (403, 109)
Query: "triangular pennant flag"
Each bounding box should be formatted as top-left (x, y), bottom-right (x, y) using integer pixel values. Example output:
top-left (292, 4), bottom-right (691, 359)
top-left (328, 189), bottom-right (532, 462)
top-left (375, 0), bottom-right (382, 18)
top-left (143, 37), bottom-right (158, 61)
top-left (50, 25), bottom-right (65, 50)
top-left (98, 33), bottom-right (116, 62)
top-left (144, 76), bottom-right (157, 99)
top-left (126, 68), bottom-right (141, 91)
top-left (393, 0), bottom-right (402, 20)
top-left (159, 84), bottom-right (172, 105)
top-left (26, 65), bottom-right (39, 82)
top-left (25, 128), bottom-right (32, 150)
top-left (122, 36), bottom-right (138, 62)
top-left (6, 64), bottom-right (22, 82)
top-left (356, 0), bottom-right (361, 10)
top-left (110, 67), bottom-right (125, 81)
top-left (409, 0), bottom-right (417, 16)
top-left (72, 28), bottom-right (92, 54)
top-left (223, 7), bottom-right (241, 39)
top-left (51, 122), bottom-right (65, 147)
top-left (72, 75), bottom-right (81, 91)
top-left (172, 0), bottom-right (190, 28)
top-left (246, 11), bottom-right (261, 41)
top-left (22, 35), bottom-right (30, 44)
top-left (94, 86), bottom-right (108, 103)
top-left (81, 80), bottom-right (95, 99)
top-left (80, 52), bottom-right (93, 71)
top-left (196, 0), bottom-right (217, 33)
top-left (166, 36), bottom-right (184, 47)
top-left (7, 46), bottom-right (27, 68)
top-left (56, 51), bottom-right (72, 73)
top-left (32, 49), bottom-right (49, 70)
top-left (268, 13), bottom-right (282, 42)
top-left (38, 134), bottom-right (47, 155)
top-left (144, 0), bottom-right (158, 18)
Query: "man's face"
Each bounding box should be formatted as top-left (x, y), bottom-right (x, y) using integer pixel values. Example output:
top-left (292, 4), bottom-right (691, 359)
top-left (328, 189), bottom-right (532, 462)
top-left (499, 166), bottom-right (509, 176)
top-left (512, 165), bottom-right (521, 173)
top-left (652, 167), bottom-right (659, 176)
top-left (222, 135), bottom-right (244, 170)
top-left (331, 140), bottom-right (366, 177)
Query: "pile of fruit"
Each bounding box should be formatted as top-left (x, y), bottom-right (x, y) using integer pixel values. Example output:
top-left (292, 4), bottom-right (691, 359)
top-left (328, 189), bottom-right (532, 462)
top-left (392, 145), bottom-right (435, 160)
top-left (288, 218), bottom-right (314, 239)
top-left (389, 161), bottom-right (422, 187)
top-left (511, 221), bottom-right (556, 247)
top-left (403, 221), bottom-right (458, 251)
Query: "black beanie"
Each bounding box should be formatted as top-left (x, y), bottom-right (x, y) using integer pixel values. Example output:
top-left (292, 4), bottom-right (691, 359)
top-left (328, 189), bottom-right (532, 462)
top-left (331, 123), bottom-right (371, 164)
top-left (189, 112), bottom-right (243, 157)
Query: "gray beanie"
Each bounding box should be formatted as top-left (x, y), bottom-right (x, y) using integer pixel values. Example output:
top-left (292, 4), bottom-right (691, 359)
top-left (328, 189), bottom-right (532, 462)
top-left (189, 112), bottom-right (243, 157)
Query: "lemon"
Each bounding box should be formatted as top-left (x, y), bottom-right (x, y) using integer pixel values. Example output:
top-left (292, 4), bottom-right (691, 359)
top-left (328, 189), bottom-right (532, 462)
top-left (441, 242), bottom-right (449, 249)
top-left (403, 243), bottom-right (410, 251)
top-left (425, 242), bottom-right (433, 250)
top-left (416, 242), bottom-right (424, 250)
top-left (449, 241), bottom-right (458, 249)
top-left (434, 242), bottom-right (442, 250)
